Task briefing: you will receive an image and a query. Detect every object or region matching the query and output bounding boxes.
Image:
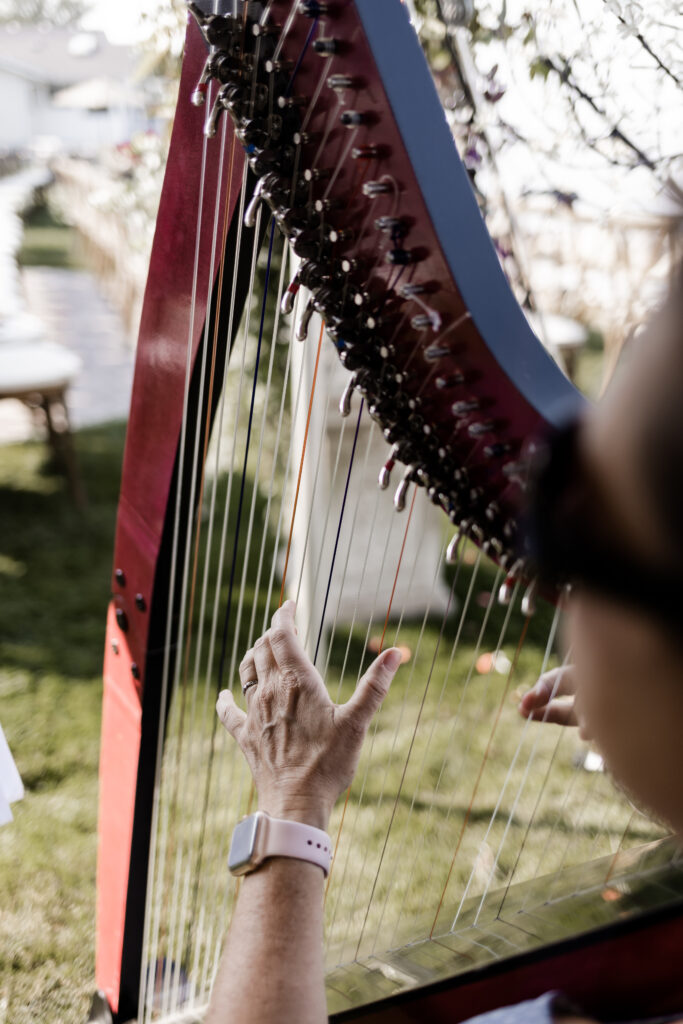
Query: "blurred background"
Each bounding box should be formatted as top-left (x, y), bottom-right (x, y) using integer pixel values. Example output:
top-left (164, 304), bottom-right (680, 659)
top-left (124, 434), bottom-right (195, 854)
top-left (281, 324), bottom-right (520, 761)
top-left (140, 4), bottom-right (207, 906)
top-left (0, 0), bottom-right (680, 1020)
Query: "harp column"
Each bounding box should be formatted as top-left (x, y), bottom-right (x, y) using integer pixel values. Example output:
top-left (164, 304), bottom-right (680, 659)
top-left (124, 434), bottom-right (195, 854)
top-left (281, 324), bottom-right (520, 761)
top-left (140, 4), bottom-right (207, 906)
top-left (287, 277), bottom-right (452, 666)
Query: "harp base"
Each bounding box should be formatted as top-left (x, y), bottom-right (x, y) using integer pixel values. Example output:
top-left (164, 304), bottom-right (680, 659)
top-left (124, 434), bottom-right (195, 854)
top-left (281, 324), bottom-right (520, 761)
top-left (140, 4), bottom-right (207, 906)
top-left (326, 836), bottom-right (683, 1021)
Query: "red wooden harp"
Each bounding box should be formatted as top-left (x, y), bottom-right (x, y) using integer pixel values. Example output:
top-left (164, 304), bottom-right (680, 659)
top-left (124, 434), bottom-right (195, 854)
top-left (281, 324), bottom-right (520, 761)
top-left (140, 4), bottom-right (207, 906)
top-left (95, 2), bottom-right (683, 1022)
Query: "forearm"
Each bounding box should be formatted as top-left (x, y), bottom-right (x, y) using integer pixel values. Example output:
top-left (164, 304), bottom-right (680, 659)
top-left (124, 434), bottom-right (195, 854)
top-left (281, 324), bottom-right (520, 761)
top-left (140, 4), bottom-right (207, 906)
top-left (206, 857), bottom-right (328, 1024)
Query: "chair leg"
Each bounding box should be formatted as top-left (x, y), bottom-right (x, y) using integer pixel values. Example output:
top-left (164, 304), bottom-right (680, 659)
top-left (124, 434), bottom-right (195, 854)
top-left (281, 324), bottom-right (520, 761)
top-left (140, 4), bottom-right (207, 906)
top-left (42, 391), bottom-right (87, 508)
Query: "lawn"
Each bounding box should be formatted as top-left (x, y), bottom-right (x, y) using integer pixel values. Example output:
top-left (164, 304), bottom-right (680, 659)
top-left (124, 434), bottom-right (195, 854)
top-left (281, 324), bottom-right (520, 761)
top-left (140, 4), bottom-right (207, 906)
top-left (0, 204), bottom-right (662, 1021)
top-left (0, 424), bottom-right (123, 1023)
top-left (0, 411), bottom-right (664, 1023)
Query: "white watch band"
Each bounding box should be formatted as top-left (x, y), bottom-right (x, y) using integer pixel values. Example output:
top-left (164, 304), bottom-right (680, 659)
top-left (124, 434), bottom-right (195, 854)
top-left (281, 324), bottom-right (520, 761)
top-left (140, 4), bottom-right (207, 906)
top-left (228, 811), bottom-right (332, 876)
top-left (265, 816), bottom-right (332, 876)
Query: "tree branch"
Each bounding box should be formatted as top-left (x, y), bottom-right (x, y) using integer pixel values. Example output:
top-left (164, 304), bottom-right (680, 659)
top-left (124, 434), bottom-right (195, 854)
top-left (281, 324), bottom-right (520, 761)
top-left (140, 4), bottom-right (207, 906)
top-left (540, 55), bottom-right (658, 172)
top-left (599, 0), bottom-right (682, 91)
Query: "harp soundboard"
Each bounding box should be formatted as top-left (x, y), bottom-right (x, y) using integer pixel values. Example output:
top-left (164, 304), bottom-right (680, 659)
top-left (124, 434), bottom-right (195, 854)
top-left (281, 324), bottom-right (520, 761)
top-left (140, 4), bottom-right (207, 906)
top-left (96, 2), bottom-right (683, 1021)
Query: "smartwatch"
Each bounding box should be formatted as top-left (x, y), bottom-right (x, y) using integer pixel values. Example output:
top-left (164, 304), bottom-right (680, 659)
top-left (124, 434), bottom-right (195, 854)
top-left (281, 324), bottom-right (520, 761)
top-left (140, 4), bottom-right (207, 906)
top-left (228, 811), bottom-right (332, 876)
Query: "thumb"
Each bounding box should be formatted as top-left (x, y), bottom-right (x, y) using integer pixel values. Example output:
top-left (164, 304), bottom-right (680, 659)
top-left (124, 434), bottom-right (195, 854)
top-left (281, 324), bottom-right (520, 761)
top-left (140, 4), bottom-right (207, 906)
top-left (341, 647), bottom-right (402, 729)
top-left (216, 688), bottom-right (246, 738)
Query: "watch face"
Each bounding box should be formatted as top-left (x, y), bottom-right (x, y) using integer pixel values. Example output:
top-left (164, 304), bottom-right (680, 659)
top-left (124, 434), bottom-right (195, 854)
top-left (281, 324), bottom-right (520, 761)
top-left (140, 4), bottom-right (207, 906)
top-left (228, 814), bottom-right (262, 875)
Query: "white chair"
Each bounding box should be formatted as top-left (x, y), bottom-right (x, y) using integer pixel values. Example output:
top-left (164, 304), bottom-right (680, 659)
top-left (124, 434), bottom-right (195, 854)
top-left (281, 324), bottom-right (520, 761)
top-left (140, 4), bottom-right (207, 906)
top-left (0, 327), bottom-right (85, 505)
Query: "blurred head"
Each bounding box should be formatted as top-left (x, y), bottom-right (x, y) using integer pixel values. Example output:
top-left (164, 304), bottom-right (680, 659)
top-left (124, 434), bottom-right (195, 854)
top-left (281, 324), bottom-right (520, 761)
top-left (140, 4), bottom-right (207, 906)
top-left (565, 262), bottom-right (683, 832)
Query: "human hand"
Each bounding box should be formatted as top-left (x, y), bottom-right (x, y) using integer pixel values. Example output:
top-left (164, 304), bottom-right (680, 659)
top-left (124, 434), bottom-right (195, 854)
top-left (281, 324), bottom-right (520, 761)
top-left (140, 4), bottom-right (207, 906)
top-left (518, 665), bottom-right (578, 726)
top-left (216, 600), bottom-right (402, 831)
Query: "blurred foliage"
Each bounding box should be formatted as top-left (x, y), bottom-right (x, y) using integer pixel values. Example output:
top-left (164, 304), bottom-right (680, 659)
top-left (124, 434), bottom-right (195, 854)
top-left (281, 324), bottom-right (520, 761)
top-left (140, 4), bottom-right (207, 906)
top-left (0, 0), bottom-right (85, 25)
top-left (18, 201), bottom-right (82, 270)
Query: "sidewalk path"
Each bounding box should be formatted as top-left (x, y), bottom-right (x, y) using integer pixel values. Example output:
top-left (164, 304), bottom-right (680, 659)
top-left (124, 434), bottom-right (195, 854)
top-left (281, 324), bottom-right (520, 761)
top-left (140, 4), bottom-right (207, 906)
top-left (0, 267), bottom-right (136, 443)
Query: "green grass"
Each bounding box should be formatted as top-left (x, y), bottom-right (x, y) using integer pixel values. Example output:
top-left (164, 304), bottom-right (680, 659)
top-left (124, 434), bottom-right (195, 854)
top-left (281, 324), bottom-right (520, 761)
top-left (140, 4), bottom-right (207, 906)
top-left (0, 423), bottom-right (124, 1023)
top-left (18, 203), bottom-right (83, 271)
top-left (574, 328), bottom-right (606, 400)
top-left (0, 419), bottom-right (664, 1022)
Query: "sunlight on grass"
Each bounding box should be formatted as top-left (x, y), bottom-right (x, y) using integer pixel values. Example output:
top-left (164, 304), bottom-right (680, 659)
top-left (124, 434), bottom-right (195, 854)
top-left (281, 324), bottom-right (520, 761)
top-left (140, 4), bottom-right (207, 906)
top-left (0, 401), bottom-right (664, 1022)
top-left (0, 424), bottom-right (123, 1023)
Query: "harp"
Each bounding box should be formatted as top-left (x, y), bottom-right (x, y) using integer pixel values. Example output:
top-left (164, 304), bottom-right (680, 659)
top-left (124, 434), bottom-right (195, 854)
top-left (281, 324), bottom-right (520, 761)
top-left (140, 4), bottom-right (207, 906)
top-left (95, 2), bottom-right (683, 1022)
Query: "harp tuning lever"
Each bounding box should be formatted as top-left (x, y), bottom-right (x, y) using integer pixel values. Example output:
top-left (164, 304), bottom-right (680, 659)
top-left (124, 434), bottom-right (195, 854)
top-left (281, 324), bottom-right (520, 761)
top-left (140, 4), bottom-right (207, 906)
top-left (339, 376), bottom-right (358, 418)
top-left (244, 175), bottom-right (268, 229)
top-left (378, 453), bottom-right (396, 490)
top-left (281, 272), bottom-right (301, 316)
top-left (521, 579), bottom-right (538, 617)
top-left (205, 84), bottom-right (230, 137)
top-left (498, 574), bottom-right (516, 606)
top-left (244, 171), bottom-right (285, 229)
top-left (394, 466), bottom-right (417, 512)
top-left (296, 297), bottom-right (316, 342)
top-left (191, 56), bottom-right (213, 107)
top-left (446, 531), bottom-right (462, 564)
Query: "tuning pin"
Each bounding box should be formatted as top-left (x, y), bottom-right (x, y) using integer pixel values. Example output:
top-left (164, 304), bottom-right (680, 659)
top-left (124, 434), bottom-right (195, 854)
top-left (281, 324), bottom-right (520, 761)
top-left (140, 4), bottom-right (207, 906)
top-left (303, 167), bottom-right (331, 183)
top-left (363, 180), bottom-right (393, 197)
top-left (411, 314), bottom-right (436, 330)
top-left (339, 377), bottom-right (356, 417)
top-left (446, 532), bottom-right (462, 564)
top-left (281, 273), bottom-right (301, 316)
top-left (351, 144), bottom-right (384, 161)
top-left (314, 37), bottom-right (340, 55)
top-left (340, 110), bottom-right (370, 127)
top-left (451, 399), bottom-right (481, 417)
top-left (424, 343), bottom-right (452, 362)
top-left (296, 297), bottom-right (315, 342)
top-left (436, 371), bottom-right (465, 389)
top-left (328, 74), bottom-right (356, 91)
top-left (521, 579), bottom-right (537, 617)
top-left (468, 420), bottom-right (495, 438)
top-left (386, 248), bottom-right (417, 266)
top-left (484, 442), bottom-right (512, 459)
top-left (394, 467), bottom-right (416, 512)
top-left (299, 1), bottom-right (331, 15)
top-left (277, 94), bottom-right (306, 110)
top-left (378, 454), bottom-right (396, 490)
top-left (252, 21), bottom-right (280, 37)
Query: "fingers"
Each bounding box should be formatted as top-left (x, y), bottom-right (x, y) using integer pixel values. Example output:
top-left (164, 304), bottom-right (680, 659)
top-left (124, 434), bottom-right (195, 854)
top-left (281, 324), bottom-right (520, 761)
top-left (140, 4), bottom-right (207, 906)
top-left (268, 600), bottom-right (321, 686)
top-left (216, 689), bottom-right (247, 737)
top-left (253, 633), bottom-right (278, 679)
top-left (520, 666), bottom-right (576, 710)
top-left (518, 665), bottom-right (578, 727)
top-left (525, 702), bottom-right (578, 727)
top-left (238, 650), bottom-right (258, 691)
top-left (340, 647), bottom-right (402, 731)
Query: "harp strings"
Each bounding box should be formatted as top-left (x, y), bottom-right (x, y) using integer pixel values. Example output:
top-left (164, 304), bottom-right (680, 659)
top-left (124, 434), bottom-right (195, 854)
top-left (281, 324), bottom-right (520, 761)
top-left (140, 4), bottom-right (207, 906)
top-left (142, 6), bottom-right (269, 1004)
top-left (138, 100), bottom-right (219, 1019)
top-left (429, 599), bottom-right (528, 939)
top-left (160, 184), bottom-right (261, 1019)
top-left (138, 16), bottom-right (667, 1022)
top-left (313, 401), bottom-right (365, 660)
top-left (459, 605), bottom-right (562, 929)
top-left (141, 7), bottom-right (257, 1012)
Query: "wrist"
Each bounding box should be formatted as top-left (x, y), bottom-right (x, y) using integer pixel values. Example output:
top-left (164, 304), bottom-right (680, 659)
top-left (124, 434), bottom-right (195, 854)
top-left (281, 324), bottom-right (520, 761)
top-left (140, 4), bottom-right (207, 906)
top-left (258, 801), bottom-right (331, 831)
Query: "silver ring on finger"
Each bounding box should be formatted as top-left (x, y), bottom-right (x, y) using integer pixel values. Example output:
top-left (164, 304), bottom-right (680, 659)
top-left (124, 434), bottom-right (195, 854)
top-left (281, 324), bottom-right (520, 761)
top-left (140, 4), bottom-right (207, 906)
top-left (241, 679), bottom-right (259, 697)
